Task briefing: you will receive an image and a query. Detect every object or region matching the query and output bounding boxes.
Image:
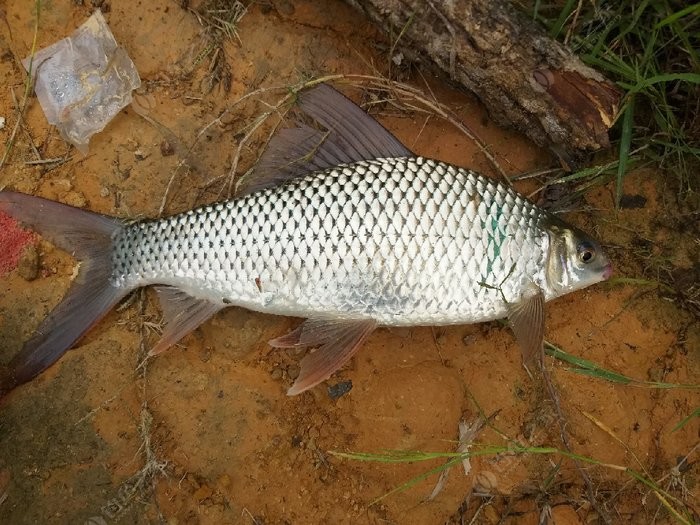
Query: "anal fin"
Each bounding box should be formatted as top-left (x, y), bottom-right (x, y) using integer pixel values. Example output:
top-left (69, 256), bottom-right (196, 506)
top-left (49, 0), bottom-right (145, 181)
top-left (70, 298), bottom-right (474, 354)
top-left (506, 284), bottom-right (546, 374)
top-left (270, 318), bottom-right (377, 395)
top-left (149, 286), bottom-right (223, 356)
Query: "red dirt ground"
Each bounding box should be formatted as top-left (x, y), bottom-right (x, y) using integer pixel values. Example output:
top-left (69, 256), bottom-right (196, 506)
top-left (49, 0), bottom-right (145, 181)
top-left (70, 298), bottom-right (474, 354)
top-left (0, 1), bottom-right (697, 524)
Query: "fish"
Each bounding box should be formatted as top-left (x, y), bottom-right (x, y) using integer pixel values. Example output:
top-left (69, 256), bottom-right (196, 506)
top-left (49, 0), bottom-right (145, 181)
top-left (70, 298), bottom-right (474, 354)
top-left (0, 84), bottom-right (612, 397)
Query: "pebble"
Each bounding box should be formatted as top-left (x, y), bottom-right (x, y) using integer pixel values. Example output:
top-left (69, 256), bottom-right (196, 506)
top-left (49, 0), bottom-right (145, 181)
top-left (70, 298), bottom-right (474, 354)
top-left (0, 116), bottom-right (5, 130)
top-left (551, 505), bottom-right (583, 524)
top-left (18, 244), bottom-right (39, 281)
top-left (327, 380), bottom-right (353, 400)
top-left (160, 140), bottom-right (174, 156)
top-left (475, 470), bottom-right (499, 493)
top-left (286, 364), bottom-right (300, 380)
top-left (54, 178), bottom-right (72, 192)
top-left (62, 190), bottom-right (87, 208)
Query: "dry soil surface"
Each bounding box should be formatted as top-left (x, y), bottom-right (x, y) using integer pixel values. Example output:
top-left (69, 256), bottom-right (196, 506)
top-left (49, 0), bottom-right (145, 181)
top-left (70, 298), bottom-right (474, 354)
top-left (0, 1), bottom-right (697, 524)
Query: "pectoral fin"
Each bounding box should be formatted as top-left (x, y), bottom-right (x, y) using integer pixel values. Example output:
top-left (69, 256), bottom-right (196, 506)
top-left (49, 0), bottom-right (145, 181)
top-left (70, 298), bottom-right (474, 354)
top-left (270, 318), bottom-right (377, 395)
top-left (149, 286), bottom-right (224, 356)
top-left (506, 285), bottom-right (546, 372)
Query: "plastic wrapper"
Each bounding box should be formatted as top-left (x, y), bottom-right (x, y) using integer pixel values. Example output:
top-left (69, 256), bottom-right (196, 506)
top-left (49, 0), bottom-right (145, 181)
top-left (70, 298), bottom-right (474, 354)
top-left (22, 10), bottom-right (141, 153)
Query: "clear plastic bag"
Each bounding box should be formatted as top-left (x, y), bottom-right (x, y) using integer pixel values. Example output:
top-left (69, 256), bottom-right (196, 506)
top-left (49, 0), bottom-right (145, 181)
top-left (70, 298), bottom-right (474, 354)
top-left (22, 10), bottom-right (141, 153)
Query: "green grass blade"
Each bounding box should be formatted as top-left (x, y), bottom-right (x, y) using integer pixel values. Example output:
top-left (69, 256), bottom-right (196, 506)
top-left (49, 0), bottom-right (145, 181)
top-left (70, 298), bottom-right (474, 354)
top-left (621, 73), bottom-right (700, 94)
top-left (371, 457), bottom-right (463, 504)
top-left (532, 0), bottom-right (541, 21)
top-left (565, 366), bottom-right (633, 385)
top-left (672, 408), bottom-right (700, 432)
top-left (544, 343), bottom-right (700, 390)
top-left (603, 276), bottom-right (675, 293)
top-left (548, 0), bottom-right (577, 38)
top-left (616, 98), bottom-right (635, 209)
top-left (332, 445), bottom-right (695, 521)
top-left (526, 0), bottom-right (699, 198)
top-left (615, 0), bottom-right (652, 43)
top-left (654, 3), bottom-right (700, 29)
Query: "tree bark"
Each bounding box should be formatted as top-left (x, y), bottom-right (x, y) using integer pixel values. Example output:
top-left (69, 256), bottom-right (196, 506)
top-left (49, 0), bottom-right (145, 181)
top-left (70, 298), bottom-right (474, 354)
top-left (345, 0), bottom-right (621, 166)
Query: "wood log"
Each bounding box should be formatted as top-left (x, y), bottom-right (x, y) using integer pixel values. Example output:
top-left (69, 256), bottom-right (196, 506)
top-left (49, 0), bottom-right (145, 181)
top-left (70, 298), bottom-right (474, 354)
top-left (345, 0), bottom-right (621, 166)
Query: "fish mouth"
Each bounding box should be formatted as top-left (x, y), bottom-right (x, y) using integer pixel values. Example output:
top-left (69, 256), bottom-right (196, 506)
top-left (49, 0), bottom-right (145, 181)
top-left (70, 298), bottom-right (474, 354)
top-left (601, 263), bottom-right (613, 281)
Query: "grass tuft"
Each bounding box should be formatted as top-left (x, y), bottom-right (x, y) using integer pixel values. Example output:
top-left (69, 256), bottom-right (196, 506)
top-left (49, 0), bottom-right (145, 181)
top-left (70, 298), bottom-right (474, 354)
top-left (184, 0), bottom-right (248, 93)
top-left (524, 0), bottom-right (700, 205)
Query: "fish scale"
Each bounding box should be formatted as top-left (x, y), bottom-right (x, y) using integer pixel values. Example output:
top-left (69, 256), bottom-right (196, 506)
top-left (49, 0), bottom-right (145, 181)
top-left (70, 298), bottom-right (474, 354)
top-left (112, 156), bottom-right (548, 326)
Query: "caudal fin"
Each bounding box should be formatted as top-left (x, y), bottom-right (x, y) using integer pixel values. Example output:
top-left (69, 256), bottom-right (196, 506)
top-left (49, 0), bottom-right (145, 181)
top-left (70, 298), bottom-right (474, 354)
top-left (0, 191), bottom-right (129, 397)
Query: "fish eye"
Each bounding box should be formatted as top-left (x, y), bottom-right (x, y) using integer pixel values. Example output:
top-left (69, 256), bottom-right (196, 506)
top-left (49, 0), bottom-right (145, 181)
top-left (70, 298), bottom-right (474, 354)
top-left (577, 242), bottom-right (596, 264)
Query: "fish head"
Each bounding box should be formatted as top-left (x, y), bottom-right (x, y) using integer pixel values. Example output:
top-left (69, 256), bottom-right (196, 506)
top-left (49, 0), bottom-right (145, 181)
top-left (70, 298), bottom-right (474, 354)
top-left (544, 219), bottom-right (612, 298)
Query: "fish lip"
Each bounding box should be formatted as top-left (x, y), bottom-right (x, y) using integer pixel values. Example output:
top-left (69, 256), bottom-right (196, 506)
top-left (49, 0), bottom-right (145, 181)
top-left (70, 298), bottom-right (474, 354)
top-left (602, 263), bottom-right (613, 281)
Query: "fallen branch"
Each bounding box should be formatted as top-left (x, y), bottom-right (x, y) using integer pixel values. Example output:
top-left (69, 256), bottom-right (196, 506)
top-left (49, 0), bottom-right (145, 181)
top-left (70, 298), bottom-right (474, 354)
top-left (345, 0), bottom-right (621, 166)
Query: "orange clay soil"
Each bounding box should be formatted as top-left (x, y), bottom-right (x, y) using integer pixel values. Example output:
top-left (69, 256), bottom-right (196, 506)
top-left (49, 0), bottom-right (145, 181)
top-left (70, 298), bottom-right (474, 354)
top-left (0, 1), bottom-right (697, 524)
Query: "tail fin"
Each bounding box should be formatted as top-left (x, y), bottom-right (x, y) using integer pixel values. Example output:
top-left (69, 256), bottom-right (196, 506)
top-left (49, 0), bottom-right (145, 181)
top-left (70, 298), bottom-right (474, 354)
top-left (0, 191), bottom-right (129, 397)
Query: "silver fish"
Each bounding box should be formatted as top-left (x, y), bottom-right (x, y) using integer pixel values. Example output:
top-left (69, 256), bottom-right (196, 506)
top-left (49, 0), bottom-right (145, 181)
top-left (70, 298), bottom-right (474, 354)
top-left (0, 85), bottom-right (611, 396)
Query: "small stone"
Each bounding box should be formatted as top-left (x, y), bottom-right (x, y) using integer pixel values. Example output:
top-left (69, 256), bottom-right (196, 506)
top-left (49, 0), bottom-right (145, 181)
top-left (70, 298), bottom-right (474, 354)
top-left (0, 116), bottom-right (5, 130)
top-left (18, 244), bottom-right (39, 281)
top-left (193, 484), bottom-right (213, 502)
top-left (198, 347), bottom-right (212, 362)
top-left (54, 178), bottom-right (72, 192)
top-left (134, 149), bottom-right (148, 161)
top-left (551, 504), bottom-right (583, 524)
top-left (62, 191), bottom-right (87, 208)
top-left (327, 380), bottom-right (353, 400)
top-left (270, 367), bottom-right (283, 380)
top-left (286, 364), bottom-right (300, 380)
top-left (475, 470), bottom-right (499, 492)
top-left (160, 140), bottom-right (174, 156)
top-left (462, 334), bottom-right (477, 346)
top-left (100, 186), bottom-right (110, 197)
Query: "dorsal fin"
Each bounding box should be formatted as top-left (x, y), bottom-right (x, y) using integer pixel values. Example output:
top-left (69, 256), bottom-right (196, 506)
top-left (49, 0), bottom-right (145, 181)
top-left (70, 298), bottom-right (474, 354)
top-left (238, 84), bottom-right (412, 195)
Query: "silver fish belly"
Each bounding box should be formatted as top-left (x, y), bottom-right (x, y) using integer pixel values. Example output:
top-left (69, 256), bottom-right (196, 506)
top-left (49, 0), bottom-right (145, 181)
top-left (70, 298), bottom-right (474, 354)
top-left (113, 156), bottom-right (547, 327)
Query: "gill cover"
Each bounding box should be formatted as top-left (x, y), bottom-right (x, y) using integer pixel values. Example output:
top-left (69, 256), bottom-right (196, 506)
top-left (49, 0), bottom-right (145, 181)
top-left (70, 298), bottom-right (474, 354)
top-left (545, 218), bottom-right (612, 297)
